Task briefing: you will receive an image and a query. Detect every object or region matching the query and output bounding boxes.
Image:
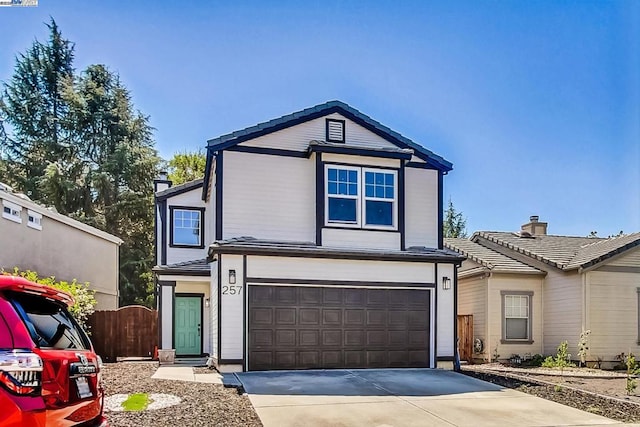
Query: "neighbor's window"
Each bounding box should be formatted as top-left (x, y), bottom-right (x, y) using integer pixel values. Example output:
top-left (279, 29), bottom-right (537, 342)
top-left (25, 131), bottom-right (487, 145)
top-left (502, 291), bottom-right (533, 343)
top-left (325, 165), bottom-right (397, 229)
top-left (2, 200), bottom-right (22, 223)
top-left (170, 207), bottom-right (203, 247)
top-left (27, 210), bottom-right (42, 231)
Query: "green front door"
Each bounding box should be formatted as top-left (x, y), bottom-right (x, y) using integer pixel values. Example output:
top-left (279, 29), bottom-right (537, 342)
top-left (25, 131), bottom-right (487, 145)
top-left (175, 296), bottom-right (202, 355)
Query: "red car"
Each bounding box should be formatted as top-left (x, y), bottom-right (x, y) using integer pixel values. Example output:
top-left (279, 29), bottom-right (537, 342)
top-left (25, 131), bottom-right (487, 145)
top-left (0, 275), bottom-right (107, 427)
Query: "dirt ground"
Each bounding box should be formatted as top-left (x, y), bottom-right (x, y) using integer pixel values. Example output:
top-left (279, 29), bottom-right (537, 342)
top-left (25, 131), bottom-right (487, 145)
top-left (462, 363), bottom-right (640, 423)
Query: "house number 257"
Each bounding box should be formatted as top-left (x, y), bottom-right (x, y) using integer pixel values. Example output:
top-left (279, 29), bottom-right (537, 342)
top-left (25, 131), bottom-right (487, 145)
top-left (222, 285), bottom-right (242, 295)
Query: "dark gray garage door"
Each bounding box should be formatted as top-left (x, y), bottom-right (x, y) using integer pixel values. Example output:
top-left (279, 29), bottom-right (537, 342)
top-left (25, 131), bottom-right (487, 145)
top-left (248, 285), bottom-right (430, 371)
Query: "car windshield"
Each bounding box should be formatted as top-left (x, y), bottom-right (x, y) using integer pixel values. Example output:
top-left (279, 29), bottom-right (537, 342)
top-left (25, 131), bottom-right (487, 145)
top-left (9, 292), bottom-right (90, 350)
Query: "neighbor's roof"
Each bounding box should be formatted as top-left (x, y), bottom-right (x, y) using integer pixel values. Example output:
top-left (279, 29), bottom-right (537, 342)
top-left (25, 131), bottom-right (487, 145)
top-left (208, 236), bottom-right (464, 264)
top-left (155, 178), bottom-right (203, 200)
top-left (444, 238), bottom-right (543, 275)
top-left (205, 100), bottom-right (453, 170)
top-left (153, 258), bottom-right (210, 276)
top-left (473, 231), bottom-right (640, 271)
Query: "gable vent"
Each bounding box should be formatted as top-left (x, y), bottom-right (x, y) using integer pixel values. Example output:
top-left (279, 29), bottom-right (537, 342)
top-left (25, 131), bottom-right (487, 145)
top-left (326, 119), bottom-right (345, 143)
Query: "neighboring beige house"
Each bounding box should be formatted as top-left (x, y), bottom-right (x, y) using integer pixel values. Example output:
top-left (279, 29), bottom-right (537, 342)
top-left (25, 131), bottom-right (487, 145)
top-left (446, 216), bottom-right (640, 366)
top-left (1, 183), bottom-right (122, 309)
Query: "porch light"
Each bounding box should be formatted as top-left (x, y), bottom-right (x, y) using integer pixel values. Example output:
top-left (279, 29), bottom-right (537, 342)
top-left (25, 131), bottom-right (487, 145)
top-left (442, 277), bottom-right (451, 290)
top-left (229, 269), bottom-right (236, 284)
top-left (205, 298), bottom-right (210, 308)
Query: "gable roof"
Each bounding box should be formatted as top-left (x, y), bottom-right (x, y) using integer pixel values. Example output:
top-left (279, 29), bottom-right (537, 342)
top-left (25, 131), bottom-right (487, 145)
top-left (204, 99), bottom-right (452, 170)
top-left (473, 231), bottom-right (640, 271)
top-left (444, 237), bottom-right (543, 275)
top-left (155, 178), bottom-right (203, 201)
top-left (152, 258), bottom-right (210, 276)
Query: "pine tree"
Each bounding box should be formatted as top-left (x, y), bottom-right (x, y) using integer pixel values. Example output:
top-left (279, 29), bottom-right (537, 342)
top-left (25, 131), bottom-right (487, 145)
top-left (0, 19), bottom-right (75, 200)
top-left (443, 198), bottom-right (468, 238)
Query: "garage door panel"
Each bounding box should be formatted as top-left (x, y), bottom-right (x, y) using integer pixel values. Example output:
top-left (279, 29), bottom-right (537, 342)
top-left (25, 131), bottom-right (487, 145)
top-left (299, 330), bottom-right (319, 346)
top-left (248, 285), bottom-right (430, 370)
top-left (322, 309), bottom-right (342, 325)
top-left (275, 308), bottom-right (296, 324)
top-left (322, 330), bottom-right (342, 346)
top-left (276, 330), bottom-right (296, 346)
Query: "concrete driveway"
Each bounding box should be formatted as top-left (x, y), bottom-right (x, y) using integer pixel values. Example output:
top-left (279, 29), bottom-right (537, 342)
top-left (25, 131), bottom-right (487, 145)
top-left (235, 369), bottom-right (623, 427)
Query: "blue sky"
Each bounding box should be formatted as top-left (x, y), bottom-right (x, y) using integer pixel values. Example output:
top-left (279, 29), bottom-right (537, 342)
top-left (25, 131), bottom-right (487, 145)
top-left (1, 1), bottom-right (638, 237)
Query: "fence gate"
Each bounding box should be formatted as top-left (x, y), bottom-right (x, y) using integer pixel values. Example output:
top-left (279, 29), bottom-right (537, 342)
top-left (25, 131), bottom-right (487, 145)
top-left (87, 306), bottom-right (158, 362)
top-left (457, 314), bottom-right (473, 363)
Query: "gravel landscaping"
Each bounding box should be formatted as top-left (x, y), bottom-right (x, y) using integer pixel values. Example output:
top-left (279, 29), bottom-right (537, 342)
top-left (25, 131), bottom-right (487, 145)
top-left (101, 362), bottom-right (262, 427)
top-left (462, 363), bottom-right (640, 423)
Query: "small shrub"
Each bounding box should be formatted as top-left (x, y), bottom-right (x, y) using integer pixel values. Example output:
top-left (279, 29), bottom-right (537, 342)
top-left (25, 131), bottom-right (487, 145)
top-left (577, 330), bottom-right (590, 367)
top-left (523, 354), bottom-right (545, 367)
top-left (625, 354), bottom-right (640, 396)
top-left (541, 341), bottom-right (575, 375)
top-left (554, 384), bottom-right (563, 393)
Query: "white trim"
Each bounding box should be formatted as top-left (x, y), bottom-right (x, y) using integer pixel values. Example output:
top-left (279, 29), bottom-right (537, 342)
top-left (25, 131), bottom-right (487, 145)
top-left (2, 199), bottom-right (22, 223)
top-left (27, 209), bottom-right (43, 230)
top-left (0, 190), bottom-right (122, 244)
top-left (362, 167), bottom-right (397, 230)
top-left (246, 282), bottom-right (433, 291)
top-left (155, 274), bottom-right (209, 283)
top-left (325, 165), bottom-right (361, 227)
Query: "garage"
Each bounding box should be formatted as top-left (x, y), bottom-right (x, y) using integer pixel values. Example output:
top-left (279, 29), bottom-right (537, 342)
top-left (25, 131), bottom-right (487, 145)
top-left (248, 285), bottom-right (431, 371)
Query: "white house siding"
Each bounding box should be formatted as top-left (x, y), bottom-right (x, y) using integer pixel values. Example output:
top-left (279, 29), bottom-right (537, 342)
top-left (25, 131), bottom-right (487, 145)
top-left (587, 269), bottom-right (640, 362)
top-left (542, 270), bottom-right (582, 356)
top-left (223, 151), bottom-right (315, 242)
top-left (457, 275), bottom-right (488, 360)
top-left (322, 153), bottom-right (400, 169)
top-left (164, 189), bottom-right (208, 265)
top-left (247, 256), bottom-right (435, 284)
top-left (220, 255), bottom-right (244, 360)
top-left (241, 113), bottom-right (399, 152)
top-left (175, 280), bottom-right (211, 355)
top-left (404, 168), bottom-right (438, 249)
top-left (210, 260), bottom-right (219, 360)
top-left (160, 285), bottom-right (173, 350)
top-left (437, 263), bottom-right (455, 359)
top-left (488, 274), bottom-right (544, 358)
top-left (322, 228), bottom-right (400, 250)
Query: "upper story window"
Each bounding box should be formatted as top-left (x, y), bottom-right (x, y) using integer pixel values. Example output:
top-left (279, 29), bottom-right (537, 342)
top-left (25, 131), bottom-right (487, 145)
top-left (326, 119), bottom-right (345, 143)
top-left (27, 210), bottom-right (42, 231)
top-left (325, 165), bottom-right (397, 230)
top-left (2, 200), bottom-right (22, 224)
top-left (170, 207), bottom-right (204, 248)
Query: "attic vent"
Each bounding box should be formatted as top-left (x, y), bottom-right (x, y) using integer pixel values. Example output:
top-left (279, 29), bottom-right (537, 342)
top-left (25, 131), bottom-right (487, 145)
top-left (326, 119), bottom-right (345, 143)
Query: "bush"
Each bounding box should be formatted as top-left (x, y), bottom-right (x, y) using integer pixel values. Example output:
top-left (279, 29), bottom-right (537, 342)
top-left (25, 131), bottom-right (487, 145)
top-left (541, 341), bottom-right (576, 374)
top-left (3, 268), bottom-right (96, 330)
top-left (523, 354), bottom-right (545, 367)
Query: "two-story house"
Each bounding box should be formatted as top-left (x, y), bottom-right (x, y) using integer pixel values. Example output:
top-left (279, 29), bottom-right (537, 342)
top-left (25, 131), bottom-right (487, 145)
top-left (154, 101), bottom-right (463, 372)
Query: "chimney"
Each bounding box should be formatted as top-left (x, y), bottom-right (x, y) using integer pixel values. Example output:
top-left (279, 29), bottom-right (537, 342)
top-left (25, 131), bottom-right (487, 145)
top-left (521, 215), bottom-right (547, 236)
top-left (154, 171), bottom-right (172, 193)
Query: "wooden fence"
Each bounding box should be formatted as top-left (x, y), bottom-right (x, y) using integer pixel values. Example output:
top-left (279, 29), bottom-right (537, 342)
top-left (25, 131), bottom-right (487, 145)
top-left (87, 306), bottom-right (158, 362)
top-left (457, 314), bottom-right (473, 363)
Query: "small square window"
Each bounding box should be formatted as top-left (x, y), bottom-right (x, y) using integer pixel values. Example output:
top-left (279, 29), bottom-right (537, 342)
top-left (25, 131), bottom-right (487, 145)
top-left (2, 201), bottom-right (22, 224)
top-left (170, 207), bottom-right (204, 247)
top-left (27, 210), bottom-right (42, 230)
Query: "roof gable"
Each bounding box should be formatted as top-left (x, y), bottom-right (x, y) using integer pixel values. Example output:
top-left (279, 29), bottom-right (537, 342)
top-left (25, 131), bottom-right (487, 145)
top-left (206, 101), bottom-right (452, 171)
top-left (445, 237), bottom-right (543, 274)
top-left (156, 178), bottom-right (203, 201)
top-left (472, 231), bottom-right (640, 271)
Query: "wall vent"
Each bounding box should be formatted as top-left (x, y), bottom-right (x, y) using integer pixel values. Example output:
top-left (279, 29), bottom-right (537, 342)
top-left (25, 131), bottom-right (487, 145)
top-left (326, 119), bottom-right (345, 143)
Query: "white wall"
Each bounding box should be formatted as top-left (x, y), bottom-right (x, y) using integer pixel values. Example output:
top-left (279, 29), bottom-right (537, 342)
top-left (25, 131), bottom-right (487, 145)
top-left (437, 264), bottom-right (455, 358)
top-left (161, 285), bottom-right (173, 349)
top-left (223, 151), bottom-right (316, 242)
top-left (163, 187), bottom-right (209, 265)
top-left (242, 113), bottom-right (399, 152)
top-left (247, 256), bottom-right (435, 284)
top-left (404, 168), bottom-right (438, 249)
top-left (220, 255), bottom-right (244, 360)
top-left (210, 260), bottom-right (219, 360)
top-left (322, 228), bottom-right (400, 250)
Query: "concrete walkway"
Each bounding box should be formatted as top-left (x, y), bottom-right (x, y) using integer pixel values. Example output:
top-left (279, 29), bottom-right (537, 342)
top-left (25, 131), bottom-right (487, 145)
top-left (236, 369), bottom-right (628, 427)
top-left (151, 366), bottom-right (222, 384)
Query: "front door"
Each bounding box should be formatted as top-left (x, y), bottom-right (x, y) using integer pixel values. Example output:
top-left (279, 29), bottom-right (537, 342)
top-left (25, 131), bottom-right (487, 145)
top-left (174, 295), bottom-right (202, 356)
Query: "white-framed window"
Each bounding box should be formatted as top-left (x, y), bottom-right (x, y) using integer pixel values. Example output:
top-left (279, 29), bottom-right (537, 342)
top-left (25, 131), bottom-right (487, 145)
top-left (501, 291), bottom-right (533, 342)
top-left (325, 165), bottom-right (397, 230)
top-left (27, 210), bottom-right (42, 230)
top-left (170, 207), bottom-right (204, 247)
top-left (2, 200), bottom-right (22, 224)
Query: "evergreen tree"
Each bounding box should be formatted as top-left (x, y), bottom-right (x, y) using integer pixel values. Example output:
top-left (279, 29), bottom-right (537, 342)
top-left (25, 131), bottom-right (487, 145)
top-left (443, 198), bottom-right (468, 238)
top-left (0, 19), bottom-right (75, 199)
top-left (167, 150), bottom-right (206, 184)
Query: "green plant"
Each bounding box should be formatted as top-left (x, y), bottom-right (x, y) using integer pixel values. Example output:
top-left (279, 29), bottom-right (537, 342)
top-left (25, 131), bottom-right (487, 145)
top-left (122, 393), bottom-right (150, 411)
top-left (625, 354), bottom-right (640, 396)
top-left (541, 341), bottom-right (575, 375)
top-left (3, 268), bottom-right (96, 330)
top-left (577, 330), bottom-right (591, 367)
top-left (523, 354), bottom-right (545, 367)
top-left (554, 384), bottom-right (563, 393)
